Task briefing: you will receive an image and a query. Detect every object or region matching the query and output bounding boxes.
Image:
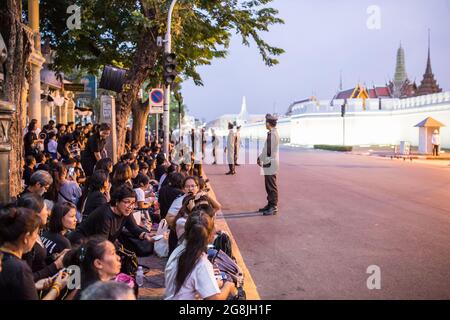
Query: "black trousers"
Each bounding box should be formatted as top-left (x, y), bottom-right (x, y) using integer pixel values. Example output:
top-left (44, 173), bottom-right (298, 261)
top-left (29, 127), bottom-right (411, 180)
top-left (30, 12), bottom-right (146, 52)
top-left (228, 164), bottom-right (235, 173)
top-left (264, 174), bottom-right (278, 207)
top-left (433, 145), bottom-right (439, 156)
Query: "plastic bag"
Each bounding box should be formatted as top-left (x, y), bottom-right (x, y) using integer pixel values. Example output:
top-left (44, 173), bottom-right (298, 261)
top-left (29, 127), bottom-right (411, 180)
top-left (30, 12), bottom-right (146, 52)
top-left (154, 219), bottom-right (169, 258)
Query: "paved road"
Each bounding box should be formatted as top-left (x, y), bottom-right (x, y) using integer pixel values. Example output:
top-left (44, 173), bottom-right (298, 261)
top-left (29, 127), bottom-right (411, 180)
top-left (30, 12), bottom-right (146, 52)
top-left (205, 147), bottom-right (450, 299)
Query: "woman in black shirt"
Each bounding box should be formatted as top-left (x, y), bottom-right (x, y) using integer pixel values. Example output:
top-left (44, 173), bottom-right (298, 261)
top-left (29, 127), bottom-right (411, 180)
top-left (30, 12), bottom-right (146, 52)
top-left (82, 170), bottom-right (109, 218)
top-left (24, 121), bottom-right (40, 157)
top-left (42, 203), bottom-right (77, 261)
top-left (17, 194), bottom-right (66, 281)
top-left (68, 185), bottom-right (155, 246)
top-left (0, 205), bottom-right (67, 300)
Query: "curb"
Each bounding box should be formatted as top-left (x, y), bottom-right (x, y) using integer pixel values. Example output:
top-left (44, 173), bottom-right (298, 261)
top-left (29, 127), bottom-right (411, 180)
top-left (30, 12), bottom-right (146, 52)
top-left (204, 171), bottom-right (261, 300)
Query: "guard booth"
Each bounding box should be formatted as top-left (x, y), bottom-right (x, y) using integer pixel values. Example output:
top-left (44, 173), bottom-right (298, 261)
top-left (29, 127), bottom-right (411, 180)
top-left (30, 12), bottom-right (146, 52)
top-left (414, 117), bottom-right (445, 154)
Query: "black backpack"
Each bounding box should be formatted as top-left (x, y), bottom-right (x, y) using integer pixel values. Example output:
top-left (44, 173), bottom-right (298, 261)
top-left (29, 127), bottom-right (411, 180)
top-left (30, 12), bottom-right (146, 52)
top-left (213, 231), bottom-right (233, 260)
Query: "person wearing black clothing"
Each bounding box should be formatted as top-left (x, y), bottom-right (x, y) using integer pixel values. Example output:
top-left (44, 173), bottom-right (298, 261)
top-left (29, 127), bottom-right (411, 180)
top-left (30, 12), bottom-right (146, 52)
top-left (154, 153), bottom-right (167, 182)
top-left (41, 202), bottom-right (77, 261)
top-left (0, 206), bottom-right (41, 300)
top-left (23, 155), bottom-right (36, 186)
top-left (17, 194), bottom-right (66, 281)
top-left (57, 133), bottom-right (76, 161)
top-left (82, 170), bottom-right (109, 218)
top-left (158, 172), bottom-right (184, 220)
top-left (24, 121), bottom-right (40, 157)
top-left (67, 185), bottom-right (155, 245)
top-left (81, 123), bottom-right (111, 177)
top-left (0, 205), bottom-right (67, 300)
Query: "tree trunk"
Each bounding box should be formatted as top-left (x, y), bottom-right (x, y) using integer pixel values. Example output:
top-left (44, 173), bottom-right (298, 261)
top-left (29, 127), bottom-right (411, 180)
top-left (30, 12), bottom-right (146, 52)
top-left (115, 31), bottom-right (159, 157)
top-left (1, 0), bottom-right (33, 198)
top-left (131, 100), bottom-right (150, 149)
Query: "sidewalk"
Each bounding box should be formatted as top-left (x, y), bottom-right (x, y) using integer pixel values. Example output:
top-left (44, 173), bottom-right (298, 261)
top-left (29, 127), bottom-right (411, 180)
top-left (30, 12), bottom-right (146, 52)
top-left (136, 169), bottom-right (260, 300)
top-left (350, 145), bottom-right (450, 166)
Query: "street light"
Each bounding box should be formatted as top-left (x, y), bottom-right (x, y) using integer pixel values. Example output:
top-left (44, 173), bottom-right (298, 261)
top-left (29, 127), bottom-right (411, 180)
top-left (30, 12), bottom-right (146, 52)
top-left (163, 0), bottom-right (178, 156)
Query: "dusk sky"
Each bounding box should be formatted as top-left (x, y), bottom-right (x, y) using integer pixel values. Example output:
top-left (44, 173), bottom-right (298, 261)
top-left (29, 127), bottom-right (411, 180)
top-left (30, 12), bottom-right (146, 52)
top-left (182, 0), bottom-right (450, 122)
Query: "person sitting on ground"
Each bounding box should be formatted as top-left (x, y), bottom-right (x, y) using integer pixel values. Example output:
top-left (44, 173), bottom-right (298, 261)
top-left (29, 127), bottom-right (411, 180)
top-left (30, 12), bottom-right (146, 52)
top-left (81, 281), bottom-right (136, 300)
top-left (166, 176), bottom-right (221, 253)
top-left (180, 162), bottom-right (193, 178)
top-left (164, 209), bottom-right (237, 300)
top-left (111, 162), bottom-right (133, 195)
top-left (82, 170), bottom-right (110, 218)
top-left (94, 157), bottom-right (113, 175)
top-left (130, 162), bottom-right (140, 184)
top-left (138, 161), bottom-right (149, 178)
top-left (0, 205), bottom-right (69, 300)
top-left (158, 163), bottom-right (178, 191)
top-left (34, 152), bottom-right (49, 172)
top-left (55, 164), bottom-right (82, 213)
top-left (41, 202), bottom-right (77, 262)
top-left (158, 172), bottom-right (184, 220)
top-left (63, 237), bottom-right (121, 300)
top-left (133, 173), bottom-right (153, 210)
top-left (154, 153), bottom-right (168, 182)
top-left (19, 170), bottom-right (53, 198)
top-left (23, 155), bottom-right (36, 187)
top-left (67, 185), bottom-right (156, 246)
top-left (17, 194), bottom-right (68, 282)
top-left (174, 195), bottom-right (216, 244)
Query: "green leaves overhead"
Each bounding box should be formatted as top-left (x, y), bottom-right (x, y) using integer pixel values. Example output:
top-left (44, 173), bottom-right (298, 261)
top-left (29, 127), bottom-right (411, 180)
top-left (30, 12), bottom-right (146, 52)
top-left (40, 0), bottom-right (284, 85)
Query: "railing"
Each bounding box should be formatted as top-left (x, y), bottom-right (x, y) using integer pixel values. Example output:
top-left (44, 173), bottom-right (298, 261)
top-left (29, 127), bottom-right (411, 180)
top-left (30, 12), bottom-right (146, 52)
top-left (290, 91), bottom-right (450, 115)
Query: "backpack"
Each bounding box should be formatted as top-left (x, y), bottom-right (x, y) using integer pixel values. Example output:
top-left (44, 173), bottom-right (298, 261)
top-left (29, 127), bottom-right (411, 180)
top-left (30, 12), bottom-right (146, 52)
top-left (213, 231), bottom-right (233, 260)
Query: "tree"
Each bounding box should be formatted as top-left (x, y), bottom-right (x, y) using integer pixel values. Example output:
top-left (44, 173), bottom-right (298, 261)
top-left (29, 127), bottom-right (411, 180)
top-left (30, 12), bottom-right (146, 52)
top-left (0, 0), bottom-right (33, 198)
top-left (40, 0), bottom-right (284, 155)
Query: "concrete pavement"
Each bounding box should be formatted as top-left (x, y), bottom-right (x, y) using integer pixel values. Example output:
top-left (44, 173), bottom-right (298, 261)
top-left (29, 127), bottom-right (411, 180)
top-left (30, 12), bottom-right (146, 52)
top-left (205, 147), bottom-right (450, 299)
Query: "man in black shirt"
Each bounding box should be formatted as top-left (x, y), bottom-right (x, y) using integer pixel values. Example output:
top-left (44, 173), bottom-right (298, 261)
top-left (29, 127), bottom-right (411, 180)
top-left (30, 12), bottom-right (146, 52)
top-left (67, 185), bottom-right (156, 245)
top-left (81, 123), bottom-right (111, 177)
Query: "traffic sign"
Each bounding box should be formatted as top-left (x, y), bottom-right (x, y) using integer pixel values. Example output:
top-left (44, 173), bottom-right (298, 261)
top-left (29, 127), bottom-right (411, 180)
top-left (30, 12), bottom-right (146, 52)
top-left (149, 88), bottom-right (164, 114)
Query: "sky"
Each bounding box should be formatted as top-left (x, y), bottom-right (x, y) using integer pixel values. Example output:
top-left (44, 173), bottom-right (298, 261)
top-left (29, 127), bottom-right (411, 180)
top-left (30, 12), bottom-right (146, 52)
top-left (182, 0), bottom-right (450, 122)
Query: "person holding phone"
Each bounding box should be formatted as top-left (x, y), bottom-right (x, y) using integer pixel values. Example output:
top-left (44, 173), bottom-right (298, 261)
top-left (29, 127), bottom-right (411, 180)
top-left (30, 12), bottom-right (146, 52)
top-left (0, 205), bottom-right (69, 300)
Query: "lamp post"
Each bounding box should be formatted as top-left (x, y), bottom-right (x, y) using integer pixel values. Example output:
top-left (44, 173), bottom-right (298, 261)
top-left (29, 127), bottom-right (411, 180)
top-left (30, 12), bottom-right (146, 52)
top-left (163, 0), bottom-right (178, 156)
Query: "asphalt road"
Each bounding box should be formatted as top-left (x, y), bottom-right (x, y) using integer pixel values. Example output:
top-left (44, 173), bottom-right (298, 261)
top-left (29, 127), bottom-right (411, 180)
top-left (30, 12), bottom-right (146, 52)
top-left (204, 147), bottom-right (450, 299)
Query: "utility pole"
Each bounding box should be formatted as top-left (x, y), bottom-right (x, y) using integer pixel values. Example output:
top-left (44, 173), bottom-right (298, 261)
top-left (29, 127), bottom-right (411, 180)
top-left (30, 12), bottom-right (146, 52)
top-left (163, 0), bottom-right (178, 156)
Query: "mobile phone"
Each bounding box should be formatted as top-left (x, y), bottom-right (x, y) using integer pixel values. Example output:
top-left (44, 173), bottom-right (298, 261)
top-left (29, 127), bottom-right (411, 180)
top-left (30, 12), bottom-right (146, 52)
top-left (51, 268), bottom-right (66, 280)
top-left (152, 234), bottom-right (164, 241)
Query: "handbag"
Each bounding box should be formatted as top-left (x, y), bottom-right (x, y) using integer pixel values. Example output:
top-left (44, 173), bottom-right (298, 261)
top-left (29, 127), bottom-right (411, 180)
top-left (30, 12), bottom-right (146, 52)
top-left (116, 244), bottom-right (139, 275)
top-left (154, 219), bottom-right (169, 258)
top-left (119, 226), bottom-right (154, 257)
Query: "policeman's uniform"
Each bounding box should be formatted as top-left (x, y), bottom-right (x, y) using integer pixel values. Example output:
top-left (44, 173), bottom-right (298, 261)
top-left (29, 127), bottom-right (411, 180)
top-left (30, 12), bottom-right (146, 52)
top-left (258, 114), bottom-right (279, 215)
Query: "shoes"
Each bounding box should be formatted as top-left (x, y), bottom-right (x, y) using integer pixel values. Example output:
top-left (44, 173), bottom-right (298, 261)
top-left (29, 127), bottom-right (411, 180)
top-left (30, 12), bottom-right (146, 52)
top-left (262, 206), bottom-right (278, 216)
top-left (258, 205), bottom-right (270, 212)
top-left (235, 164), bottom-right (241, 166)
top-left (225, 171), bottom-right (233, 175)
top-left (212, 162), bottom-right (217, 165)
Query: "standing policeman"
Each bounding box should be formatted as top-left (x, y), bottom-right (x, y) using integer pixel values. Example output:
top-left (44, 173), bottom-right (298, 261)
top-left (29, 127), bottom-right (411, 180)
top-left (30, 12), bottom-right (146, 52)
top-left (257, 114), bottom-right (279, 216)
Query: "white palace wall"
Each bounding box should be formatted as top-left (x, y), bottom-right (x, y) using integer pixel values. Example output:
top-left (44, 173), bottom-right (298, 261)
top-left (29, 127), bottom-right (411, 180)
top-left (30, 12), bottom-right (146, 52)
top-left (239, 92), bottom-right (450, 148)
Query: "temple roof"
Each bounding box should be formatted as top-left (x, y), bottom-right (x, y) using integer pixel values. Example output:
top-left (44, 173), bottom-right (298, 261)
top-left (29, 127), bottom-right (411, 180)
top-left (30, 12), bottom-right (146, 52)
top-left (416, 30), bottom-right (442, 96)
top-left (414, 117), bottom-right (446, 128)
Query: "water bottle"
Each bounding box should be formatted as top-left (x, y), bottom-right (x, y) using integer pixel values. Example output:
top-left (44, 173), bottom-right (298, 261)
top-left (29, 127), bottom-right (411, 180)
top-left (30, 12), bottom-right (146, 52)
top-left (136, 266), bottom-right (144, 287)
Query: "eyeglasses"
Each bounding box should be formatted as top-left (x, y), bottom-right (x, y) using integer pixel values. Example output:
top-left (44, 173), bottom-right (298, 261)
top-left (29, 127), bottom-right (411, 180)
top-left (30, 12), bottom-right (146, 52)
top-left (121, 200), bottom-right (136, 207)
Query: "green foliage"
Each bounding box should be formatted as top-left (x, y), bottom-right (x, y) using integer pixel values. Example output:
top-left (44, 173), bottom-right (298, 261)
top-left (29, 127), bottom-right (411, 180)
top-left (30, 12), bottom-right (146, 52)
top-left (39, 0), bottom-right (284, 86)
top-left (314, 145), bottom-right (353, 152)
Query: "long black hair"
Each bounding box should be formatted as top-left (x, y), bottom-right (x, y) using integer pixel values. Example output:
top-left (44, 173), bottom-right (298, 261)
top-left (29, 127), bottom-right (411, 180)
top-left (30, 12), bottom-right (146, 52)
top-left (63, 236), bottom-right (110, 289)
top-left (175, 210), bottom-right (215, 294)
top-left (48, 202), bottom-right (76, 234)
